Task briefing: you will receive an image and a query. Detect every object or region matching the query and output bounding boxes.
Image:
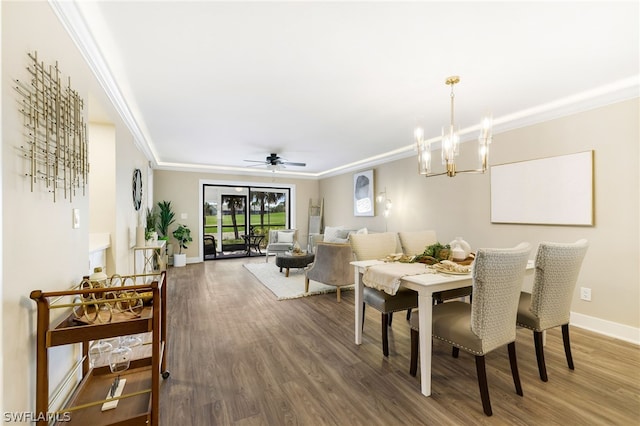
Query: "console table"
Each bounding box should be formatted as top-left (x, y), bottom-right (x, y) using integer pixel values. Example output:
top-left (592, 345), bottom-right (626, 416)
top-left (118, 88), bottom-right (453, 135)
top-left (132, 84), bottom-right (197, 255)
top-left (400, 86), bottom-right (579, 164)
top-left (134, 240), bottom-right (167, 280)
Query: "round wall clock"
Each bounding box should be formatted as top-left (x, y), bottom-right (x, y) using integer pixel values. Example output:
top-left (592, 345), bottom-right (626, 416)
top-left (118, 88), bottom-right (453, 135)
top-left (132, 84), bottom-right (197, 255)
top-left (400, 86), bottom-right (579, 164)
top-left (132, 168), bottom-right (143, 210)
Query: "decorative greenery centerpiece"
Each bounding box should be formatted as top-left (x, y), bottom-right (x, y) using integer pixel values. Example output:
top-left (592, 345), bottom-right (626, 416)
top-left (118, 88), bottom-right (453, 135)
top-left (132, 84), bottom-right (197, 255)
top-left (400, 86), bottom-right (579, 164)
top-left (413, 242), bottom-right (451, 264)
top-left (172, 224), bottom-right (192, 254)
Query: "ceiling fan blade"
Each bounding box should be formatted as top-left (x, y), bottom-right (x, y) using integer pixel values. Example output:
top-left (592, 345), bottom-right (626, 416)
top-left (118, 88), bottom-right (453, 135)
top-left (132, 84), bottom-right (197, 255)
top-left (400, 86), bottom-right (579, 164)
top-left (282, 161), bottom-right (306, 167)
top-left (244, 159), bottom-right (267, 163)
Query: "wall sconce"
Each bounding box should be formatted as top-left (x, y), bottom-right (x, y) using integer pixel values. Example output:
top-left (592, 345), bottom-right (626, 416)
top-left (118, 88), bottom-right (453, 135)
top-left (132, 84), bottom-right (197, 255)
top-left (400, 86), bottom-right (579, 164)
top-left (377, 188), bottom-right (392, 218)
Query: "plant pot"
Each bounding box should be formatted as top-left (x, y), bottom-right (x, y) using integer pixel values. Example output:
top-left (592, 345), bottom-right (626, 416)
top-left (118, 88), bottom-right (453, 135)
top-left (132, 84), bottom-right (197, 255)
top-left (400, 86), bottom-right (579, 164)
top-left (173, 253), bottom-right (187, 267)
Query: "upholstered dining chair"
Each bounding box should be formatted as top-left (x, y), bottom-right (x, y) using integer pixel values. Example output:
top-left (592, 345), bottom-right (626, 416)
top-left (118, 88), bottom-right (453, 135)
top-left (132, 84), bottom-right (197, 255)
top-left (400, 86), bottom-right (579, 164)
top-left (350, 232), bottom-right (418, 357)
top-left (304, 242), bottom-right (354, 302)
top-left (516, 239), bottom-right (588, 382)
top-left (398, 230), bottom-right (472, 304)
top-left (409, 242), bottom-right (531, 416)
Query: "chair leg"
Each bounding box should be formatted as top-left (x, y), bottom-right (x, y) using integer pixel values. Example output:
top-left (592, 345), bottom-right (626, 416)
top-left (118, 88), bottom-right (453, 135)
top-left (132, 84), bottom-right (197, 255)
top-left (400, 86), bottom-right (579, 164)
top-left (362, 303), bottom-right (366, 331)
top-left (562, 324), bottom-right (575, 370)
top-left (452, 347), bottom-right (459, 358)
top-left (508, 342), bottom-right (524, 396)
top-left (406, 308), bottom-right (412, 321)
top-left (388, 312), bottom-right (394, 326)
top-left (336, 287), bottom-right (341, 303)
top-left (304, 277), bottom-right (310, 293)
top-left (381, 313), bottom-right (390, 357)
top-left (410, 328), bottom-right (419, 376)
top-left (475, 355), bottom-right (492, 416)
top-left (533, 331), bottom-right (548, 382)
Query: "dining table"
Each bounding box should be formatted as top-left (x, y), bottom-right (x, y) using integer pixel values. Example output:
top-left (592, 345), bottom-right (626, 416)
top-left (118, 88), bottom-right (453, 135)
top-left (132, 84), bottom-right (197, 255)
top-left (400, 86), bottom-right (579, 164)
top-left (351, 259), bottom-right (534, 397)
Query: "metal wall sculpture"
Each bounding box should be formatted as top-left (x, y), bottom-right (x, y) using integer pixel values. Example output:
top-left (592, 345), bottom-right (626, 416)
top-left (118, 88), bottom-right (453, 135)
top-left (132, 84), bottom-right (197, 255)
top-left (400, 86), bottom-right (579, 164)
top-left (14, 51), bottom-right (89, 202)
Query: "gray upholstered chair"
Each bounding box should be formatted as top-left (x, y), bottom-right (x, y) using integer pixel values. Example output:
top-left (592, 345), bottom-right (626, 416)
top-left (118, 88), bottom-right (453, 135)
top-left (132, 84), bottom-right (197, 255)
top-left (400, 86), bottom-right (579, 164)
top-left (398, 230), bottom-right (472, 304)
top-left (265, 229), bottom-right (298, 262)
top-left (304, 242), bottom-right (354, 302)
top-left (410, 242), bottom-right (531, 416)
top-left (350, 232), bottom-right (418, 357)
top-left (516, 239), bottom-right (588, 382)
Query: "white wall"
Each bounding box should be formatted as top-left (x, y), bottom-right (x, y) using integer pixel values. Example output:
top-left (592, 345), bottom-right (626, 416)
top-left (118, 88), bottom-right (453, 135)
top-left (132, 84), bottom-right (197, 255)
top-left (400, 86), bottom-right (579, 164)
top-left (320, 99), bottom-right (640, 339)
top-left (2, 1), bottom-right (148, 418)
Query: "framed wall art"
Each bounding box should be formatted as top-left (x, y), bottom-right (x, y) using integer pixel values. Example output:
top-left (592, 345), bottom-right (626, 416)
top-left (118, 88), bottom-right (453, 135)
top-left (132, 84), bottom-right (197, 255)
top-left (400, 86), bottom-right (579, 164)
top-left (353, 169), bottom-right (374, 216)
top-left (490, 151), bottom-right (594, 226)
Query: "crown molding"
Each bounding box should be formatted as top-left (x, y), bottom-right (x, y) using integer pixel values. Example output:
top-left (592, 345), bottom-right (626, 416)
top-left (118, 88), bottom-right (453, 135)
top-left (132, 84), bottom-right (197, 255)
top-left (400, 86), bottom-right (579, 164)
top-left (49, 0), bottom-right (159, 166)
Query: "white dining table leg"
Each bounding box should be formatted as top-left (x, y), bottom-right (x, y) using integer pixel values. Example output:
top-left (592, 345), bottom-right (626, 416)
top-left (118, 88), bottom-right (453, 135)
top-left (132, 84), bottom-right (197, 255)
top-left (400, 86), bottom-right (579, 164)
top-left (417, 291), bottom-right (433, 396)
top-left (354, 267), bottom-right (363, 344)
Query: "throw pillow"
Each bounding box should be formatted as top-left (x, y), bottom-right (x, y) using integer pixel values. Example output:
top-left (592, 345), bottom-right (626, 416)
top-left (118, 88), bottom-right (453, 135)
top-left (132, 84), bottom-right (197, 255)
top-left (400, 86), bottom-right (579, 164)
top-left (355, 227), bottom-right (368, 235)
top-left (277, 231), bottom-right (294, 243)
top-left (323, 226), bottom-right (346, 243)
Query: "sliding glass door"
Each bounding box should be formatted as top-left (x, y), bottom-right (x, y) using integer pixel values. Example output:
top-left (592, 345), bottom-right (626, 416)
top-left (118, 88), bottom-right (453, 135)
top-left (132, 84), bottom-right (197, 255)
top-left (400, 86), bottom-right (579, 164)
top-left (203, 184), bottom-right (291, 259)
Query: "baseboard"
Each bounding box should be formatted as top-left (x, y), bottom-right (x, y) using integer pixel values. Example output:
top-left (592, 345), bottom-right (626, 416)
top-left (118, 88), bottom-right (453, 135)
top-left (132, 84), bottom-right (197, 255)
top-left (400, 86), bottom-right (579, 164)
top-left (571, 311), bottom-right (640, 345)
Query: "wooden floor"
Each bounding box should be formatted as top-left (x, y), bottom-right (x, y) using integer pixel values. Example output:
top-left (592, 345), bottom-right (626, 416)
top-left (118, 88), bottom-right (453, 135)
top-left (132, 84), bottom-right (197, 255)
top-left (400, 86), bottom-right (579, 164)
top-left (159, 258), bottom-right (640, 425)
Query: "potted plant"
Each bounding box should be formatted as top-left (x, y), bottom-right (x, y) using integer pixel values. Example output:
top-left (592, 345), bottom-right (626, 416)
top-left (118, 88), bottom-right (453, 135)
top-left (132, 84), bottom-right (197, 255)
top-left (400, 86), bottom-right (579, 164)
top-left (145, 207), bottom-right (158, 242)
top-left (172, 224), bottom-right (192, 267)
top-left (156, 201), bottom-right (175, 240)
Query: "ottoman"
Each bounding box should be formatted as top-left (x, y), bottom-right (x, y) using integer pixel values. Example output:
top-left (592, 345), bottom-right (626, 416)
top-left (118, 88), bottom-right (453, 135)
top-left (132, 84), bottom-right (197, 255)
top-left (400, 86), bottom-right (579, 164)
top-left (275, 253), bottom-right (315, 277)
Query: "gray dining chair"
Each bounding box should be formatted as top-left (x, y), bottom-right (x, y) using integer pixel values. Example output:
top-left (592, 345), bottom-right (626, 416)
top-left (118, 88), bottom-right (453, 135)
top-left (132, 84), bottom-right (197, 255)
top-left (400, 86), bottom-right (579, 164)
top-left (409, 242), bottom-right (531, 416)
top-left (516, 239), bottom-right (588, 381)
top-left (350, 232), bottom-right (417, 357)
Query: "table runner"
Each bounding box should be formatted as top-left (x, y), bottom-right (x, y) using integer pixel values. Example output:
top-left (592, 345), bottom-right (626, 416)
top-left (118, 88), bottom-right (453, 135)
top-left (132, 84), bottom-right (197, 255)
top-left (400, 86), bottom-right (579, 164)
top-left (363, 262), bottom-right (432, 295)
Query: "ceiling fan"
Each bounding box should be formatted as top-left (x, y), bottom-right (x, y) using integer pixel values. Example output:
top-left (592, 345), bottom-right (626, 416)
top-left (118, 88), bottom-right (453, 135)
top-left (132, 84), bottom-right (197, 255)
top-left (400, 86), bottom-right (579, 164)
top-left (244, 153), bottom-right (306, 170)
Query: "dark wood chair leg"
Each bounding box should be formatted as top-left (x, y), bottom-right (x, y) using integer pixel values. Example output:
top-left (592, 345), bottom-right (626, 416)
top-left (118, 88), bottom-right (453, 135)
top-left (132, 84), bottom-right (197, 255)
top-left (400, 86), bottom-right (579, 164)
top-left (381, 313), bottom-right (390, 357)
top-left (562, 324), bottom-right (575, 370)
top-left (475, 355), bottom-right (492, 416)
top-left (508, 342), bottom-right (524, 396)
top-left (533, 331), bottom-right (548, 382)
top-left (388, 312), bottom-right (393, 326)
top-left (406, 308), bottom-right (412, 321)
top-left (410, 328), bottom-right (419, 376)
top-left (362, 303), bottom-right (366, 331)
top-left (452, 346), bottom-right (460, 358)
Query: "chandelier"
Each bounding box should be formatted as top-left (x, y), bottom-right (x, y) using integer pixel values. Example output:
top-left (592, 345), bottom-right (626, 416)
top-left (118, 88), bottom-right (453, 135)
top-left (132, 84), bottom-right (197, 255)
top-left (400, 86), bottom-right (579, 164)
top-left (414, 76), bottom-right (492, 177)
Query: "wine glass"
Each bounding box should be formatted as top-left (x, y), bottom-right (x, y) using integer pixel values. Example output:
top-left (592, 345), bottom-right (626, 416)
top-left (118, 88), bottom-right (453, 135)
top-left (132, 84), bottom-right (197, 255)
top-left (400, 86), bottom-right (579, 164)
top-left (120, 334), bottom-right (143, 348)
top-left (88, 339), bottom-right (113, 368)
top-left (109, 345), bottom-right (133, 373)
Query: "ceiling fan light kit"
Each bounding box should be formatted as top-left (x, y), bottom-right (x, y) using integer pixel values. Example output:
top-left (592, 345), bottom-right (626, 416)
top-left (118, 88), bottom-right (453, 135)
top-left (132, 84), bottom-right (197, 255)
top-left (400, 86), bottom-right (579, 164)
top-left (244, 153), bottom-right (307, 172)
top-left (414, 75), bottom-right (493, 178)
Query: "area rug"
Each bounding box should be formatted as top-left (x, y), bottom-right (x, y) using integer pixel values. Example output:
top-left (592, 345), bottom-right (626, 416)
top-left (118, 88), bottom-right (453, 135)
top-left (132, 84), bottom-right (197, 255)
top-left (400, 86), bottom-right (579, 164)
top-left (243, 262), bottom-right (354, 300)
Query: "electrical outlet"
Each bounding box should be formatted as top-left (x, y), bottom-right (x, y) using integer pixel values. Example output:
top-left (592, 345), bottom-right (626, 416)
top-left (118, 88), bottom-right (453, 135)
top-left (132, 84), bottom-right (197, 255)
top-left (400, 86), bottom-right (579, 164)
top-left (580, 287), bottom-right (591, 301)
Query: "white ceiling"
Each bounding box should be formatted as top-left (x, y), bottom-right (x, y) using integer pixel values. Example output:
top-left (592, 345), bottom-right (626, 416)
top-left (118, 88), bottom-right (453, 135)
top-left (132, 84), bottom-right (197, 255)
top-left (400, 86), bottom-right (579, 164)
top-left (53, 1), bottom-right (639, 178)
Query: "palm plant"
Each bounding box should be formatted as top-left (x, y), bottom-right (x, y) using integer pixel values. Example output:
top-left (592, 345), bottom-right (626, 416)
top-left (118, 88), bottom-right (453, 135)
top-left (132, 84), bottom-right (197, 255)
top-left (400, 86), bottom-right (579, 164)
top-left (145, 207), bottom-right (158, 240)
top-left (157, 201), bottom-right (175, 239)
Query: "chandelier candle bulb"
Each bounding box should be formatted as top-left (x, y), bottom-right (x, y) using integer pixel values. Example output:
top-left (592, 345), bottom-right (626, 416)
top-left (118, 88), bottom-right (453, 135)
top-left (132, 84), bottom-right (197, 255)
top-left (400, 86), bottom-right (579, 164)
top-left (414, 75), bottom-right (493, 177)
